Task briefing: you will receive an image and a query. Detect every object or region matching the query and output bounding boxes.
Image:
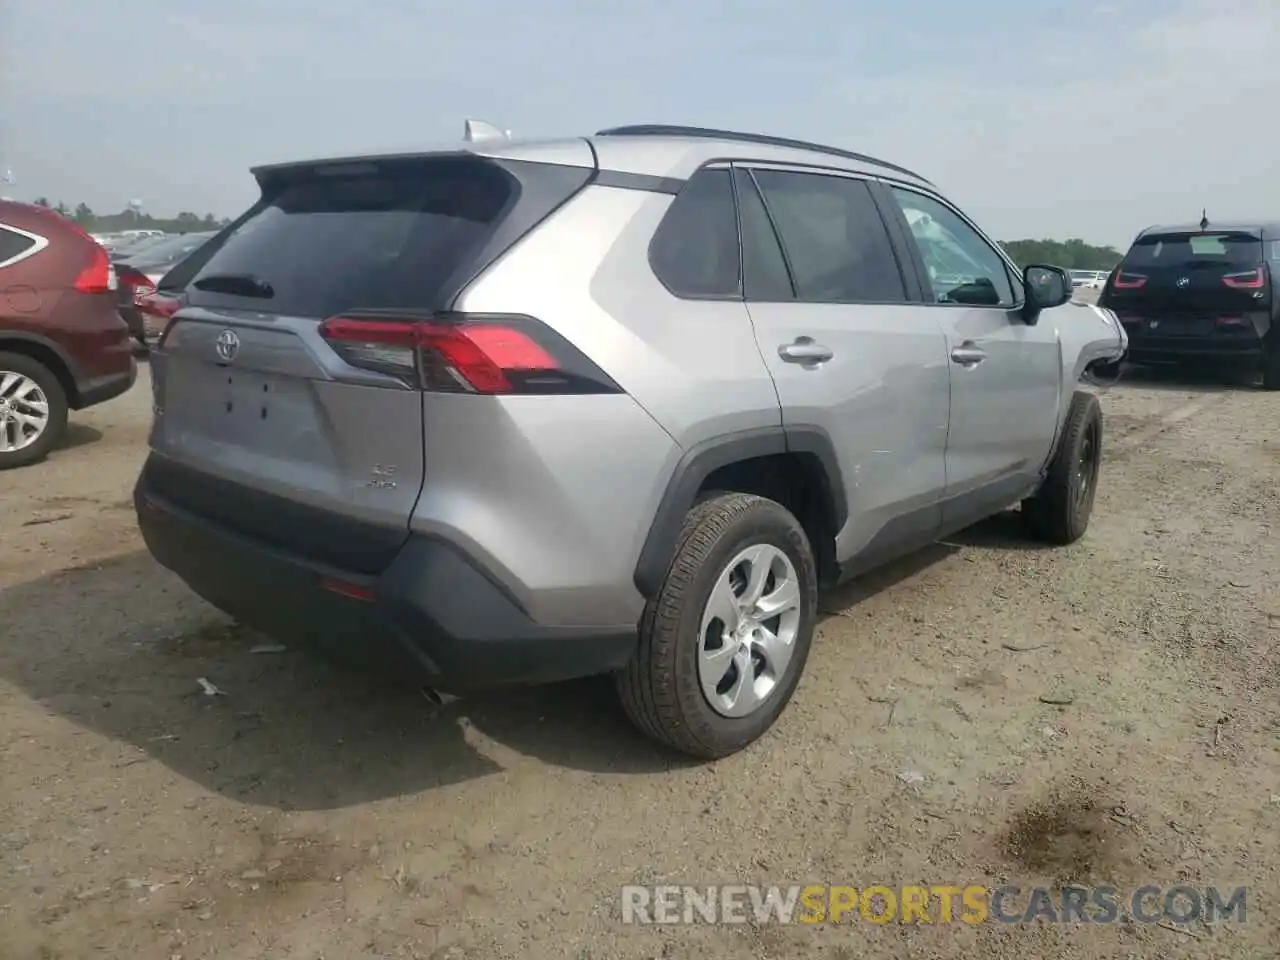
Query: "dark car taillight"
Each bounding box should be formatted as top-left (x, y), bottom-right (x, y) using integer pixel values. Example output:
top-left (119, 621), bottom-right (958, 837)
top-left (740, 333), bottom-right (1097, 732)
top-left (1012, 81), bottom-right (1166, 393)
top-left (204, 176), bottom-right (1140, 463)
top-left (1113, 270), bottom-right (1147, 289)
top-left (1222, 266), bottom-right (1266, 289)
top-left (317, 312), bottom-right (621, 395)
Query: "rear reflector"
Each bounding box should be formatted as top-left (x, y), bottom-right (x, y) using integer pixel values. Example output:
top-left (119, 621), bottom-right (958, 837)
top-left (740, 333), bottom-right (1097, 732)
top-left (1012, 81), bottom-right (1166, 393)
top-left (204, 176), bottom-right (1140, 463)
top-left (317, 312), bottom-right (620, 396)
top-left (321, 577), bottom-right (376, 602)
top-left (1222, 267), bottom-right (1266, 289)
top-left (1113, 270), bottom-right (1147, 289)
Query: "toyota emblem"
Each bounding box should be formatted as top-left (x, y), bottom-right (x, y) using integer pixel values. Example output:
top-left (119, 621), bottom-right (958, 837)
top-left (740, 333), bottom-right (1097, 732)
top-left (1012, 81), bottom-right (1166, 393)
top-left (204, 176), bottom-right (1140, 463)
top-left (1176, 276), bottom-right (1190, 288)
top-left (215, 328), bottom-right (240, 362)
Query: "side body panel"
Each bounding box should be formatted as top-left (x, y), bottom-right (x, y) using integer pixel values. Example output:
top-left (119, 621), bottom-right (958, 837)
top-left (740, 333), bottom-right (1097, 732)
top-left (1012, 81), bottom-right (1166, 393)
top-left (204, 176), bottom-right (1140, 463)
top-left (449, 182), bottom-right (773, 625)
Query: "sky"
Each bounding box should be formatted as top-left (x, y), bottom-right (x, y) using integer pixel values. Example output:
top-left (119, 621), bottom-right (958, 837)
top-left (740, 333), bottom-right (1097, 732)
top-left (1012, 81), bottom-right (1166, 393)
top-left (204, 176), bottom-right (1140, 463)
top-left (1, 0), bottom-right (1277, 248)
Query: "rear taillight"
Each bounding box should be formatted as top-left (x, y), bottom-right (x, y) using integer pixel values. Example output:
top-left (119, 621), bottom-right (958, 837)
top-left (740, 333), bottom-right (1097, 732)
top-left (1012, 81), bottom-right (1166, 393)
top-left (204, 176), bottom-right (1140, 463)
top-left (317, 312), bottom-right (621, 395)
top-left (117, 267), bottom-right (157, 303)
top-left (132, 281), bottom-right (157, 306)
top-left (73, 243), bottom-right (117, 294)
top-left (1113, 270), bottom-right (1147, 289)
top-left (137, 291), bottom-right (183, 342)
top-left (1222, 267), bottom-right (1266, 289)
top-left (137, 291), bottom-right (181, 318)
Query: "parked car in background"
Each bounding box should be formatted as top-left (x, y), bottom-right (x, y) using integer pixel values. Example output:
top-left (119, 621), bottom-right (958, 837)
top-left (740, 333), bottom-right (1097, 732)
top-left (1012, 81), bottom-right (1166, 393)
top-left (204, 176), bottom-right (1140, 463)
top-left (1069, 269), bottom-right (1103, 289)
top-left (109, 233), bottom-right (172, 261)
top-left (1099, 220), bottom-right (1280, 388)
top-left (0, 201), bottom-right (136, 468)
top-left (133, 122), bottom-right (1125, 759)
top-left (115, 232), bottom-right (215, 348)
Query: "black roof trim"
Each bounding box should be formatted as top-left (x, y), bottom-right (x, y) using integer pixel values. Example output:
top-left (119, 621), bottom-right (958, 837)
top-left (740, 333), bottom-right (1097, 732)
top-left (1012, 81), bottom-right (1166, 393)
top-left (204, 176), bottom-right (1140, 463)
top-left (595, 124), bottom-right (931, 184)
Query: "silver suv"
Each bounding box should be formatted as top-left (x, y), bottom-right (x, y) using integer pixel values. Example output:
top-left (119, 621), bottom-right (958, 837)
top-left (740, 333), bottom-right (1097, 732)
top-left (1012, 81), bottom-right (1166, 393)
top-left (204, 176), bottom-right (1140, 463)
top-left (134, 123), bottom-right (1127, 759)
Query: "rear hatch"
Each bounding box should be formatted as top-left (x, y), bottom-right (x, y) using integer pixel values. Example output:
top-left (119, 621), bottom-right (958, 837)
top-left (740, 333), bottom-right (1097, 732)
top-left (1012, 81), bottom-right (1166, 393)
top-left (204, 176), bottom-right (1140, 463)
top-left (147, 151), bottom-right (594, 573)
top-left (1102, 230), bottom-right (1270, 335)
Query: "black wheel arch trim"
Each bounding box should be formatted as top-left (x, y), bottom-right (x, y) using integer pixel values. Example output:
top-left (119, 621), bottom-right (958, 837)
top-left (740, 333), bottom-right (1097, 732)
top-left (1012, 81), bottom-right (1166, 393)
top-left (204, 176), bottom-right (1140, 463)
top-left (0, 330), bottom-right (83, 392)
top-left (633, 425), bottom-right (848, 598)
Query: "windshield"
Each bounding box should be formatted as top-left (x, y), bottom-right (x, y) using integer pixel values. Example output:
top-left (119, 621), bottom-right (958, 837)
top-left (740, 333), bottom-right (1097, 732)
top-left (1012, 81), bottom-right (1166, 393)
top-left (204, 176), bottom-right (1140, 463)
top-left (1123, 231), bottom-right (1262, 269)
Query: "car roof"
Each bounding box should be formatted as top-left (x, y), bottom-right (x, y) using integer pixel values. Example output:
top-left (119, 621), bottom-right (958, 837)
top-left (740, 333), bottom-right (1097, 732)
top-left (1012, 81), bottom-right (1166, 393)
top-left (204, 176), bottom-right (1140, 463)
top-left (0, 200), bottom-right (82, 236)
top-left (1136, 221), bottom-right (1280, 240)
top-left (249, 123), bottom-right (935, 191)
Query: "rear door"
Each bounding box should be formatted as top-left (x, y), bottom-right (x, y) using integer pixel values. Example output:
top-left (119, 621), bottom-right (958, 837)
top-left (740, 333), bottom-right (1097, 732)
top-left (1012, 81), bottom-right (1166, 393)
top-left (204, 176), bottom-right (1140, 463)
top-left (148, 153), bottom-right (593, 572)
top-left (1103, 230), bottom-right (1270, 335)
top-left (879, 184), bottom-right (1061, 522)
top-left (737, 165), bottom-right (952, 566)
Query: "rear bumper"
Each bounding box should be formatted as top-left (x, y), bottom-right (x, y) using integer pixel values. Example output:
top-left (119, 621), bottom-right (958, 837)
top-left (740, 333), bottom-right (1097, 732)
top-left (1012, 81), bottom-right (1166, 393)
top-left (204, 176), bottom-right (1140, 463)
top-left (76, 358), bottom-right (137, 408)
top-left (118, 305), bottom-right (146, 340)
top-left (133, 463), bottom-right (638, 692)
top-left (1119, 325), bottom-right (1268, 363)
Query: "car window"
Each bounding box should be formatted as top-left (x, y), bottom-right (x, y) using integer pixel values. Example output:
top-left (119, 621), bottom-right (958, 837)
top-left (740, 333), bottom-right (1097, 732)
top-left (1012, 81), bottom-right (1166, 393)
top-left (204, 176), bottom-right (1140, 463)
top-left (889, 187), bottom-right (1016, 307)
top-left (649, 168), bottom-right (741, 298)
top-left (749, 169), bottom-right (905, 304)
top-left (0, 225), bottom-right (38, 267)
top-left (733, 169), bottom-right (794, 301)
top-left (1123, 231), bottom-right (1262, 269)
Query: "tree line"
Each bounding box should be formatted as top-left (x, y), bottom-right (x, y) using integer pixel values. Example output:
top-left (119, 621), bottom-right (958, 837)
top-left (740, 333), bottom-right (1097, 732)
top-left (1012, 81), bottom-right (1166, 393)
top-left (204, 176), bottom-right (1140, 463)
top-left (20, 197), bottom-right (1127, 267)
top-left (1000, 238), bottom-right (1124, 271)
top-left (29, 198), bottom-right (231, 234)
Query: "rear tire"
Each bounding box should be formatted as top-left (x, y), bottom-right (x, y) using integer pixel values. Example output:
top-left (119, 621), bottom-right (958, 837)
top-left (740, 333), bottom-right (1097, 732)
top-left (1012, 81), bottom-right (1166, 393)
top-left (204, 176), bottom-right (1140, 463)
top-left (617, 492), bottom-right (817, 759)
top-left (0, 352), bottom-right (69, 471)
top-left (1262, 344), bottom-right (1280, 391)
top-left (1021, 391), bottom-right (1102, 545)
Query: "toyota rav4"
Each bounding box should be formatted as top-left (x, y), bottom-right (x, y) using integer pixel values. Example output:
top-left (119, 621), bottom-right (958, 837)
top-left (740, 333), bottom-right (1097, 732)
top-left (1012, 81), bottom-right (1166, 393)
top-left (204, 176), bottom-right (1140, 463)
top-left (133, 123), bottom-right (1127, 758)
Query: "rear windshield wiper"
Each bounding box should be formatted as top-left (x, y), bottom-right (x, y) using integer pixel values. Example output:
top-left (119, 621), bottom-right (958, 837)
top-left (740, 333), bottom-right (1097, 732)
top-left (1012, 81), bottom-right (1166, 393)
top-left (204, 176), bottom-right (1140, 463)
top-left (192, 273), bottom-right (275, 298)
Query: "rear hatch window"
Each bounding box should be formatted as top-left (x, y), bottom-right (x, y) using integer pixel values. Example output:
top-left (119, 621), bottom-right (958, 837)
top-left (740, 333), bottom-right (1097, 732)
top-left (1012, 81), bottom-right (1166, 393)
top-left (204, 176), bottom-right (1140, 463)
top-left (184, 156), bottom-right (525, 317)
top-left (1123, 231), bottom-right (1262, 270)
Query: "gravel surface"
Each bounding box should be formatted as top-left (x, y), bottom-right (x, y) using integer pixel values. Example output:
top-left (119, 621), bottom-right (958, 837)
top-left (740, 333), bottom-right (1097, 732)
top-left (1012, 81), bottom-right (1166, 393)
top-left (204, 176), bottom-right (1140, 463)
top-left (2, 361), bottom-right (1278, 959)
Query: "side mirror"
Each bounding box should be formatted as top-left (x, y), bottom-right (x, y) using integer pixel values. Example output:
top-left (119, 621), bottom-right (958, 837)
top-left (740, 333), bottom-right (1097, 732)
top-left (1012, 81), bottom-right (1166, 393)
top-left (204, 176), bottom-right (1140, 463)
top-left (1022, 264), bottom-right (1071, 323)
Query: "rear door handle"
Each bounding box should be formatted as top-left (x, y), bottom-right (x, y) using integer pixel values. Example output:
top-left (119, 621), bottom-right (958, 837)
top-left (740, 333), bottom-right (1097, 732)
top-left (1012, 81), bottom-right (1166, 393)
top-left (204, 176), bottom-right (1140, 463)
top-left (779, 338), bottom-right (834, 364)
top-left (950, 342), bottom-right (987, 366)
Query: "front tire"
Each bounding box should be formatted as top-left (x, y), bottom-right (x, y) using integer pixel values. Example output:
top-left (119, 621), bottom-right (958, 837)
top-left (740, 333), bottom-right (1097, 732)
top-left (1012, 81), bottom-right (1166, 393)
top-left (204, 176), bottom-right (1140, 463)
top-left (617, 493), bottom-right (818, 759)
top-left (1021, 391), bottom-right (1102, 545)
top-left (0, 352), bottom-right (69, 471)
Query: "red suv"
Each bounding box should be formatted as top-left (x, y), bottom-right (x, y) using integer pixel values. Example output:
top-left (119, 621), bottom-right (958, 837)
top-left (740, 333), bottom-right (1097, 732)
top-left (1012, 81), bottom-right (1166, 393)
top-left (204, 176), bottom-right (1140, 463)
top-left (0, 201), bottom-right (137, 469)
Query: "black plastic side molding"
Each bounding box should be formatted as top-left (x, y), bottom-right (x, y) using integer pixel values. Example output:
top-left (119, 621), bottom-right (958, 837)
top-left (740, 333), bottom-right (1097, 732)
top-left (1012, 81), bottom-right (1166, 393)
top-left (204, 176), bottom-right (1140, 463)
top-left (632, 426), bottom-right (848, 598)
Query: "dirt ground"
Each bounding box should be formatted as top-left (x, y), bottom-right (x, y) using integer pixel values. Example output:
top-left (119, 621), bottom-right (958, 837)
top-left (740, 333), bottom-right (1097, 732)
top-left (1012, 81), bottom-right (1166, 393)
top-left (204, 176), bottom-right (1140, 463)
top-left (2, 357), bottom-right (1279, 960)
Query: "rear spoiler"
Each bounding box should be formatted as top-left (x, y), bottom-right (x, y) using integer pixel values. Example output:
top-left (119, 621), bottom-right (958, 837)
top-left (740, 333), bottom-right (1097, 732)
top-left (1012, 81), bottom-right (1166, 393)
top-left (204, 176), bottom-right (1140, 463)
top-left (250, 120), bottom-right (513, 185)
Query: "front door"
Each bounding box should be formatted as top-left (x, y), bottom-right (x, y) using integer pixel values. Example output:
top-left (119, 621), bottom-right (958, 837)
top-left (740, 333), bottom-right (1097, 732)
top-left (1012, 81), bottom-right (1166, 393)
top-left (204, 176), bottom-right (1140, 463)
top-left (735, 165), bottom-right (952, 566)
top-left (879, 184), bottom-right (1061, 528)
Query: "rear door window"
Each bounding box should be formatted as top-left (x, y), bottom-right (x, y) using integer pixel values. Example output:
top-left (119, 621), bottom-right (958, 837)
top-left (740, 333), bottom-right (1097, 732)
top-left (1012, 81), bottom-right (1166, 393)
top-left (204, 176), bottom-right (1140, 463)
top-left (185, 156), bottom-right (524, 317)
top-left (0, 225), bottom-right (40, 268)
top-left (733, 168), bottom-right (794, 301)
top-left (649, 168), bottom-right (741, 298)
top-left (749, 169), bottom-right (906, 304)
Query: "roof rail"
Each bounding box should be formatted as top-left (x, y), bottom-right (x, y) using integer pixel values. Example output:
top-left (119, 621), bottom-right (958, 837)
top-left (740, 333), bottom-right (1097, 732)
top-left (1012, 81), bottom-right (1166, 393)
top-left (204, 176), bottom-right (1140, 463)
top-left (594, 124), bottom-right (931, 184)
